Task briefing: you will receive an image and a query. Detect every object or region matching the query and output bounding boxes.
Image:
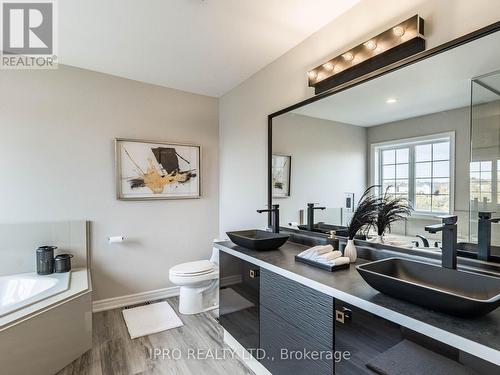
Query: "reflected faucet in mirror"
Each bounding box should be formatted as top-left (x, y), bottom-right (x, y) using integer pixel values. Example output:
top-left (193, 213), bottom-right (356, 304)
top-left (306, 203), bottom-right (326, 231)
top-left (478, 211), bottom-right (500, 262)
top-left (425, 215), bottom-right (458, 270)
top-left (416, 234), bottom-right (430, 248)
top-left (257, 204), bottom-right (280, 233)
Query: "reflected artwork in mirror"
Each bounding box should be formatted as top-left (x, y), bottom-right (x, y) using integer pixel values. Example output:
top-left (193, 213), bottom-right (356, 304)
top-left (268, 23), bottom-right (500, 264)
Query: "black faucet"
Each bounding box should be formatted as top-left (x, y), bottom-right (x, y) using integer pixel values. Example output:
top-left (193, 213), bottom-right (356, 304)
top-left (416, 234), bottom-right (430, 247)
top-left (307, 203), bottom-right (326, 231)
top-left (477, 211), bottom-right (500, 261)
top-left (257, 204), bottom-right (280, 233)
top-left (424, 215), bottom-right (458, 269)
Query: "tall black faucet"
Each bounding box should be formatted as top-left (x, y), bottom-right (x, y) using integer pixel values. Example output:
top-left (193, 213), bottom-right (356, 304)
top-left (424, 215), bottom-right (458, 269)
top-left (477, 211), bottom-right (500, 261)
top-left (307, 203), bottom-right (326, 231)
top-left (257, 204), bottom-right (280, 233)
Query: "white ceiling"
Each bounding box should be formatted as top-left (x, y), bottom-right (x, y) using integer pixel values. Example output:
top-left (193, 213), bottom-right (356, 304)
top-left (292, 31), bottom-right (500, 126)
top-left (59, 0), bottom-right (360, 97)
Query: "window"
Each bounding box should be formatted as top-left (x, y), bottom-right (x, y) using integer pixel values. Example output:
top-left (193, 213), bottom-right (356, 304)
top-left (470, 161), bottom-right (492, 204)
top-left (372, 133), bottom-right (454, 214)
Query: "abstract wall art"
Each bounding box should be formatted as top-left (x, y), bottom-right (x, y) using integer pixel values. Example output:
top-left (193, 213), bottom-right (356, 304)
top-left (115, 138), bottom-right (201, 200)
top-left (272, 154), bottom-right (291, 198)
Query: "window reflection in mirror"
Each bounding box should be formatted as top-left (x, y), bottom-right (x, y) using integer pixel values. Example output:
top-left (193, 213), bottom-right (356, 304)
top-left (271, 29), bottom-right (500, 259)
top-left (470, 70), bottom-right (500, 255)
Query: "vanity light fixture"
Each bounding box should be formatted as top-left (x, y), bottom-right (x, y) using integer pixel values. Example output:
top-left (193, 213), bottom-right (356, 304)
top-left (363, 40), bottom-right (377, 50)
top-left (322, 62), bottom-right (334, 71)
top-left (307, 15), bottom-right (425, 94)
top-left (342, 52), bottom-right (354, 61)
top-left (393, 26), bottom-right (406, 37)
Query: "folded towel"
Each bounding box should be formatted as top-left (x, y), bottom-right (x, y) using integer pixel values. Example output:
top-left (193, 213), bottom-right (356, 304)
top-left (318, 250), bottom-right (342, 261)
top-left (297, 245), bottom-right (333, 260)
top-left (330, 257), bottom-right (350, 266)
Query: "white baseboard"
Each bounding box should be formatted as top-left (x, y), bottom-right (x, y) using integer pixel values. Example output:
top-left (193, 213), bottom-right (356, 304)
top-left (92, 286), bottom-right (180, 313)
top-left (92, 274), bottom-right (242, 312)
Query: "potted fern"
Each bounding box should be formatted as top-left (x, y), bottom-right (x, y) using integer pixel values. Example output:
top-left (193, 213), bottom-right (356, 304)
top-left (375, 187), bottom-right (413, 243)
top-left (345, 186), bottom-right (379, 263)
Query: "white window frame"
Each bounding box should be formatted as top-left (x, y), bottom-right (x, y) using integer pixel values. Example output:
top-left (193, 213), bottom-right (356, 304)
top-left (371, 132), bottom-right (455, 216)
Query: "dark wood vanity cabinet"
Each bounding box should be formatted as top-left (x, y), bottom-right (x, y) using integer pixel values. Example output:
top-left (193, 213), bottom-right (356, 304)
top-left (219, 251), bottom-right (260, 353)
top-left (260, 269), bottom-right (334, 374)
top-left (219, 254), bottom-right (495, 375)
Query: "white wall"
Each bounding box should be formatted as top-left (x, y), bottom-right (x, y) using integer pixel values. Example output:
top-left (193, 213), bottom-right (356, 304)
top-left (0, 66), bottom-right (219, 301)
top-left (273, 113), bottom-right (366, 225)
top-left (219, 0), bottom-right (500, 237)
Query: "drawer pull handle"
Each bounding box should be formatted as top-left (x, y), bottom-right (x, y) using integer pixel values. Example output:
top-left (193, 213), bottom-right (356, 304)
top-left (335, 310), bottom-right (345, 323)
top-left (249, 269), bottom-right (260, 278)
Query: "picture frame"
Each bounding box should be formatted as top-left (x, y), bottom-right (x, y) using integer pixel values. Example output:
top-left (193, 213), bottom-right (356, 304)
top-left (115, 138), bottom-right (201, 200)
top-left (272, 154), bottom-right (291, 198)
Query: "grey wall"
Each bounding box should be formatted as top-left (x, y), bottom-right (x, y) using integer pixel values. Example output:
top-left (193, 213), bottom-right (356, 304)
top-left (0, 66), bottom-right (219, 301)
top-left (273, 113), bottom-right (367, 225)
top-left (219, 0), bottom-right (500, 238)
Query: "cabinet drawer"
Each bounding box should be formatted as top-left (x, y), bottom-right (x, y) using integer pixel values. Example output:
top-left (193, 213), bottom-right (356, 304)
top-left (261, 269), bottom-right (333, 348)
top-left (260, 305), bottom-right (334, 375)
top-left (334, 300), bottom-right (403, 375)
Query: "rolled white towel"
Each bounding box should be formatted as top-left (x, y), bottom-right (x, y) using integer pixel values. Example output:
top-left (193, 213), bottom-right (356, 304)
top-left (297, 245), bottom-right (333, 260)
top-left (318, 250), bottom-right (342, 261)
top-left (329, 256), bottom-right (350, 266)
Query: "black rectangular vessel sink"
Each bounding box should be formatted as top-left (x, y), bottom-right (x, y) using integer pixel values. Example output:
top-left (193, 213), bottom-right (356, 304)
top-left (226, 230), bottom-right (289, 251)
top-left (357, 258), bottom-right (500, 317)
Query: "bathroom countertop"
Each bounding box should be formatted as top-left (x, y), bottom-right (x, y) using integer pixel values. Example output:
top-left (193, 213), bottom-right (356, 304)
top-left (0, 268), bottom-right (91, 330)
top-left (214, 240), bottom-right (500, 366)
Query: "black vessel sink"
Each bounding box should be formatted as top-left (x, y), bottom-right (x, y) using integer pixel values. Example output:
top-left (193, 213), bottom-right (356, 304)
top-left (357, 258), bottom-right (500, 317)
top-left (227, 230), bottom-right (289, 251)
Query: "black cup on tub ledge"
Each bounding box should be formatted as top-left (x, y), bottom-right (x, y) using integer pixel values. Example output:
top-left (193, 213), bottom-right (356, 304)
top-left (54, 254), bottom-right (74, 273)
top-left (36, 246), bottom-right (57, 275)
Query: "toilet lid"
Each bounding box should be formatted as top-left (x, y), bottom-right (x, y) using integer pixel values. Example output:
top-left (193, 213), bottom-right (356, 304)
top-left (170, 260), bottom-right (216, 276)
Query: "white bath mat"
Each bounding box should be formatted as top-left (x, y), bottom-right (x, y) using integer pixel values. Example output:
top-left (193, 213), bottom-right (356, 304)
top-left (219, 288), bottom-right (254, 315)
top-left (122, 301), bottom-right (183, 339)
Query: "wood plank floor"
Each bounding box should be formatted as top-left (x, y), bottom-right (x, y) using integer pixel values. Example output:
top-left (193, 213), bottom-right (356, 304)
top-left (57, 297), bottom-right (254, 375)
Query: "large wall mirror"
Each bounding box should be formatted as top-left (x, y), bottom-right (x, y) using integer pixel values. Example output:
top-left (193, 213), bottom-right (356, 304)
top-left (269, 24), bottom-right (500, 263)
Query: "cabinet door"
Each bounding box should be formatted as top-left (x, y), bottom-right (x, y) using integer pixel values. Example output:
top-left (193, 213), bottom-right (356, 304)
top-left (260, 305), bottom-right (334, 375)
top-left (334, 300), bottom-right (403, 375)
top-left (219, 251), bottom-right (260, 352)
top-left (261, 269), bottom-right (334, 348)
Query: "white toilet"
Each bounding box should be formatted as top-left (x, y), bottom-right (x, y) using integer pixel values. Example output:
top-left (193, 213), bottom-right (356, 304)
top-left (169, 248), bottom-right (219, 315)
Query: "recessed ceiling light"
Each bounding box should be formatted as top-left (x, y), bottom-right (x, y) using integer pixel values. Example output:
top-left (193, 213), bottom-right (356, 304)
top-left (386, 98), bottom-right (397, 104)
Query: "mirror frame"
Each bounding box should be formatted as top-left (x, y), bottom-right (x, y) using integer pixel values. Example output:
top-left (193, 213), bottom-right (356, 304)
top-left (267, 21), bottom-right (500, 226)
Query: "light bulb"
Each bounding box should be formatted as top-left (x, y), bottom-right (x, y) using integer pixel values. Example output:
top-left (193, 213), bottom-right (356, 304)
top-left (322, 62), bottom-right (334, 71)
top-left (333, 65), bottom-right (342, 73)
top-left (393, 26), bottom-right (405, 37)
top-left (316, 72), bottom-right (325, 81)
top-left (386, 98), bottom-right (397, 104)
top-left (363, 40), bottom-right (377, 50)
top-left (342, 52), bottom-right (354, 61)
top-left (352, 56), bottom-right (361, 64)
top-left (307, 70), bottom-right (317, 80)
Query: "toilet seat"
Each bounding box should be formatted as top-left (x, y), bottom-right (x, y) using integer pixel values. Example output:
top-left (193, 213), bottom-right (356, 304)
top-left (170, 260), bottom-right (216, 277)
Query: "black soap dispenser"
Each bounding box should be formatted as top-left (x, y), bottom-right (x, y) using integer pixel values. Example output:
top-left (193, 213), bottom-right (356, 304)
top-left (36, 246), bottom-right (57, 275)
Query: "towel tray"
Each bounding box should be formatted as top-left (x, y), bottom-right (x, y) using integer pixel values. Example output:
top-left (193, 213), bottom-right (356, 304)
top-left (295, 255), bottom-right (350, 272)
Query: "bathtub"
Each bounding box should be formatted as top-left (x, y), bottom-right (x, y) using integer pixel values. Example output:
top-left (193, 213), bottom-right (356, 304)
top-left (0, 272), bottom-right (71, 317)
